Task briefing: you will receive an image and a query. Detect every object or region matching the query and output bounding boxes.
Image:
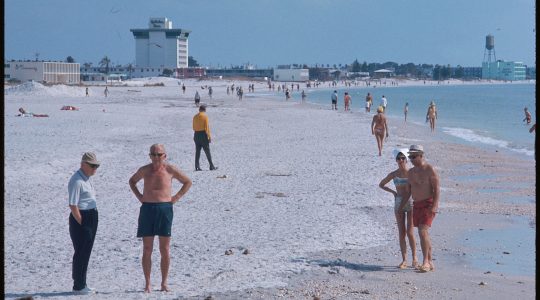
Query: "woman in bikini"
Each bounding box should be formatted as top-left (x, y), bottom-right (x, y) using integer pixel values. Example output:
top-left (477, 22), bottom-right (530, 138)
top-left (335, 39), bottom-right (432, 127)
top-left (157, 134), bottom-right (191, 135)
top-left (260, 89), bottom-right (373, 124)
top-left (379, 149), bottom-right (418, 269)
top-left (371, 106), bottom-right (389, 156)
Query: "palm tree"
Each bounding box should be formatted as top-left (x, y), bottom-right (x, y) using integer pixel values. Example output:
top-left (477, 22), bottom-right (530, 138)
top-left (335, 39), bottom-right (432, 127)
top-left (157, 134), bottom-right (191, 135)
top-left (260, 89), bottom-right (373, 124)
top-left (99, 56), bottom-right (111, 74)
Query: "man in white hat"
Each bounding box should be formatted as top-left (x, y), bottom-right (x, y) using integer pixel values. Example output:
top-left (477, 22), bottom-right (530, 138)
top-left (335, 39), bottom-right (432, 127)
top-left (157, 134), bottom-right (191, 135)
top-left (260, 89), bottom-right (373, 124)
top-left (401, 145), bottom-right (440, 272)
top-left (68, 152), bottom-right (101, 294)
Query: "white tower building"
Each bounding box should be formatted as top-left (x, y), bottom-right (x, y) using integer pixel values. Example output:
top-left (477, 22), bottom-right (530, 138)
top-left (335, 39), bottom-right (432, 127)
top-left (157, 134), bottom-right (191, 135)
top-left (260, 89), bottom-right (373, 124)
top-left (130, 17), bottom-right (190, 70)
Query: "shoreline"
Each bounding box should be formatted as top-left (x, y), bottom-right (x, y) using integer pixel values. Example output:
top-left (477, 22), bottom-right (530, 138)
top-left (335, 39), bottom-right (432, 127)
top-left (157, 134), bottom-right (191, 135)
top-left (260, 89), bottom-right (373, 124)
top-left (4, 78), bottom-right (535, 299)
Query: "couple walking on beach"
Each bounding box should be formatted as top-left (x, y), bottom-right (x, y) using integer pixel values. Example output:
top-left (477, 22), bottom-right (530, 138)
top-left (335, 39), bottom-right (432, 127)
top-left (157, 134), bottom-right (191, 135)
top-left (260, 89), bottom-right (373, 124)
top-left (379, 145), bottom-right (440, 273)
top-left (69, 146), bottom-right (193, 294)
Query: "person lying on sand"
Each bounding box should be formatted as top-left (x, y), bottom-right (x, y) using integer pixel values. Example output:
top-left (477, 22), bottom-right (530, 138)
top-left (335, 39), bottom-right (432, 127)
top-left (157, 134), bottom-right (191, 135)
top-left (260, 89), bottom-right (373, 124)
top-left (17, 107), bottom-right (49, 117)
top-left (61, 105), bottom-right (79, 111)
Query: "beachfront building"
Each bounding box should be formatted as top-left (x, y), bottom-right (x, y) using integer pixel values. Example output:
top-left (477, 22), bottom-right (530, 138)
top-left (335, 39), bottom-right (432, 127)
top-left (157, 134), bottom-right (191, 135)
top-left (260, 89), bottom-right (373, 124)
top-left (206, 68), bottom-right (273, 79)
top-left (273, 67), bottom-right (309, 82)
top-left (130, 17), bottom-right (190, 77)
top-left (482, 60), bottom-right (526, 81)
top-left (373, 69), bottom-right (394, 78)
top-left (4, 60), bottom-right (80, 84)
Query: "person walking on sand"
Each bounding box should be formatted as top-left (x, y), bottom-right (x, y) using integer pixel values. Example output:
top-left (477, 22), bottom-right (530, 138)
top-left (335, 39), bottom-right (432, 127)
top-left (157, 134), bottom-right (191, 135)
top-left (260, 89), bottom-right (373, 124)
top-left (129, 144), bottom-right (192, 293)
top-left (104, 86), bottom-right (109, 97)
top-left (331, 90), bottom-right (338, 110)
top-left (194, 91), bottom-right (201, 106)
top-left (344, 92), bottom-right (351, 111)
top-left (85, 87), bottom-right (89, 97)
top-left (371, 106), bottom-right (389, 156)
top-left (426, 101), bottom-right (437, 132)
top-left (193, 105), bottom-right (217, 171)
top-left (301, 90), bottom-right (306, 102)
top-left (208, 86), bottom-right (213, 99)
top-left (405, 145), bottom-right (440, 273)
top-left (404, 102), bottom-right (409, 122)
top-left (379, 149), bottom-right (418, 269)
top-left (182, 83), bottom-right (186, 94)
top-left (68, 152), bottom-right (100, 295)
top-left (523, 107), bottom-right (532, 125)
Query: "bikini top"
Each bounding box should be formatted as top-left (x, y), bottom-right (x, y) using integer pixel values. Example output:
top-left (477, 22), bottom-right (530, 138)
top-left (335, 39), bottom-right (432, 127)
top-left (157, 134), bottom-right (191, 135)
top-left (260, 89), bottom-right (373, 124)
top-left (393, 176), bottom-right (408, 186)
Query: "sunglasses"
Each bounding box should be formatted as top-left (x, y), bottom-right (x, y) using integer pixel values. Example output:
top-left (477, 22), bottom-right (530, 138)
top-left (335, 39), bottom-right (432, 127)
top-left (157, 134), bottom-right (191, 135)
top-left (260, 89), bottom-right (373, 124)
top-left (408, 154), bottom-right (421, 159)
top-left (86, 162), bottom-right (100, 169)
top-left (149, 153), bottom-right (165, 157)
top-left (396, 156), bottom-right (407, 161)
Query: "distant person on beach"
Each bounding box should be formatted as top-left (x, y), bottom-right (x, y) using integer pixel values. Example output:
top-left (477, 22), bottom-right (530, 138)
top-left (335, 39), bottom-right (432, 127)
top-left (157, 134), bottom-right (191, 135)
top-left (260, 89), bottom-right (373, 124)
top-left (68, 152), bottom-right (100, 294)
top-left (523, 107), bottom-right (532, 124)
top-left (331, 90), bottom-right (338, 110)
top-left (405, 145), bottom-right (440, 273)
top-left (380, 95), bottom-right (387, 112)
top-left (404, 102), bottom-right (409, 122)
top-left (128, 144), bottom-right (192, 293)
top-left (208, 86), bottom-right (213, 99)
top-left (285, 89), bottom-right (291, 101)
top-left (365, 92), bottom-right (372, 112)
top-left (182, 83), bottom-right (186, 94)
top-left (344, 92), bottom-right (351, 111)
top-left (61, 105), bottom-right (79, 111)
top-left (426, 101), bottom-right (437, 132)
top-left (193, 105), bottom-right (217, 171)
top-left (371, 106), bottom-right (389, 156)
top-left (17, 107), bottom-right (49, 117)
top-left (194, 91), bottom-right (201, 106)
top-left (301, 90), bottom-right (306, 102)
top-left (237, 87), bottom-right (244, 100)
top-left (379, 149), bottom-right (418, 269)
top-left (85, 87), bottom-right (89, 97)
top-left (104, 86), bottom-right (109, 97)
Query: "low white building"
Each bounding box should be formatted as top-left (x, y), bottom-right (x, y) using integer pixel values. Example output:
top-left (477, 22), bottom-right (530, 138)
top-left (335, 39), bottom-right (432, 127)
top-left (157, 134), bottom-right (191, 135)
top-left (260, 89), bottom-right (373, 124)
top-left (273, 68), bottom-right (309, 82)
top-left (5, 61), bottom-right (80, 84)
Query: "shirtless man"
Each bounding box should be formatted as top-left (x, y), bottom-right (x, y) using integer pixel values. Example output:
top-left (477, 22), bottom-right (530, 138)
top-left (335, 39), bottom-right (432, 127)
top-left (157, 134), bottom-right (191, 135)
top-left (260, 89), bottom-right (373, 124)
top-left (426, 101), bottom-right (437, 132)
top-left (129, 144), bottom-right (192, 293)
top-left (402, 144), bottom-right (440, 273)
top-left (371, 106), bottom-right (389, 156)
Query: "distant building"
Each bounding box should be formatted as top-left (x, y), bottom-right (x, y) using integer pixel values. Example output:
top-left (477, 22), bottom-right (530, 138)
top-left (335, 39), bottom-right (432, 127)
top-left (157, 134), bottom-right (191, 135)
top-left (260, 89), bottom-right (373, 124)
top-left (461, 67), bottom-right (482, 79)
top-left (373, 69), bottom-right (394, 78)
top-left (130, 17), bottom-right (190, 73)
top-left (273, 68), bottom-right (309, 82)
top-left (482, 60), bottom-right (526, 81)
top-left (4, 60), bottom-right (80, 84)
top-left (206, 68), bottom-right (272, 79)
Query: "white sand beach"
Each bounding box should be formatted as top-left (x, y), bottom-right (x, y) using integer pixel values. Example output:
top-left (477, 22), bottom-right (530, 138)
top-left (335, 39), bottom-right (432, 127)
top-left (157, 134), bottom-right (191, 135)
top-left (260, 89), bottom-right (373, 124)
top-left (4, 78), bottom-right (535, 299)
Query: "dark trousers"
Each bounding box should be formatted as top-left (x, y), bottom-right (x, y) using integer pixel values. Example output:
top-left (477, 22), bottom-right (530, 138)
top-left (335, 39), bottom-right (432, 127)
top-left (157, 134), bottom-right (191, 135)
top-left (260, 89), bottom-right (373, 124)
top-left (194, 131), bottom-right (215, 169)
top-left (69, 209), bottom-right (98, 290)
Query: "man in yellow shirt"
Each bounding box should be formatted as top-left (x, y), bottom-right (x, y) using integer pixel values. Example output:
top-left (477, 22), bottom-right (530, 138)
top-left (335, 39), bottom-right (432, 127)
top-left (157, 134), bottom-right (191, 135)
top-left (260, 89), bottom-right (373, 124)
top-left (192, 105), bottom-right (217, 171)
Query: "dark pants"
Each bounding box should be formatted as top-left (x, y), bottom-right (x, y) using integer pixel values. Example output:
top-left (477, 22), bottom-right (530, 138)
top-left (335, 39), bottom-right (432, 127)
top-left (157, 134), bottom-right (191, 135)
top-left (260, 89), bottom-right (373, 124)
top-left (69, 208), bottom-right (98, 290)
top-left (194, 131), bottom-right (215, 169)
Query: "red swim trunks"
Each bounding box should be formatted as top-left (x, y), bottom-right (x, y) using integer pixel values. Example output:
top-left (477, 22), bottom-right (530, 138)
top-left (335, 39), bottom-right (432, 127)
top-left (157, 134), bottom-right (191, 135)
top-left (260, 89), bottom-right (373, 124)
top-left (413, 198), bottom-right (436, 227)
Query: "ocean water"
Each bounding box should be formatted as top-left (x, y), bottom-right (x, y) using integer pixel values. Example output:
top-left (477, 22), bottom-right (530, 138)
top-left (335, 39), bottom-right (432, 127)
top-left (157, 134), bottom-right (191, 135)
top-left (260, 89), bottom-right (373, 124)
top-left (293, 83), bottom-right (536, 157)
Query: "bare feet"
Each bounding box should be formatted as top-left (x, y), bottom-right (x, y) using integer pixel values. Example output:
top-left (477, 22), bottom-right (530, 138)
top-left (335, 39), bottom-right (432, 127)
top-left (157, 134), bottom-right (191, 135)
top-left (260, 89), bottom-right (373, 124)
top-left (161, 285), bottom-right (170, 292)
top-left (430, 261), bottom-right (435, 271)
top-left (412, 260), bottom-right (420, 269)
top-left (144, 286), bottom-right (151, 293)
top-left (398, 261), bottom-right (408, 269)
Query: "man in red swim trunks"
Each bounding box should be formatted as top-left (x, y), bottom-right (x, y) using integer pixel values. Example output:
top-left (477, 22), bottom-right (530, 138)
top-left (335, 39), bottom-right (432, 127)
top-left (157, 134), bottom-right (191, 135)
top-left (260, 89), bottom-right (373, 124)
top-left (405, 145), bottom-right (440, 272)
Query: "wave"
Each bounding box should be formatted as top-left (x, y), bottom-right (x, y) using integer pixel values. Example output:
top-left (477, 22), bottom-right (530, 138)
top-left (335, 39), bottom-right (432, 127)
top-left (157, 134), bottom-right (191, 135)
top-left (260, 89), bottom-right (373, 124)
top-left (442, 127), bottom-right (534, 156)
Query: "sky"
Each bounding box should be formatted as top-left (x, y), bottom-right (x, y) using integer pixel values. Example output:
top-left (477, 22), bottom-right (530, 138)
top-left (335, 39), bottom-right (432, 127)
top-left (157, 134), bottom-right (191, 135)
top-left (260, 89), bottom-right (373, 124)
top-left (4, 0), bottom-right (536, 68)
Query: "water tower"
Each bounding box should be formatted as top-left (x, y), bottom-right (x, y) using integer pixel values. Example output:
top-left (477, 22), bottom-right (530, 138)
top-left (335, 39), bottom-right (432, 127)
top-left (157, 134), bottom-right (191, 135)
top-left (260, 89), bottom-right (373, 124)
top-left (483, 34), bottom-right (496, 63)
